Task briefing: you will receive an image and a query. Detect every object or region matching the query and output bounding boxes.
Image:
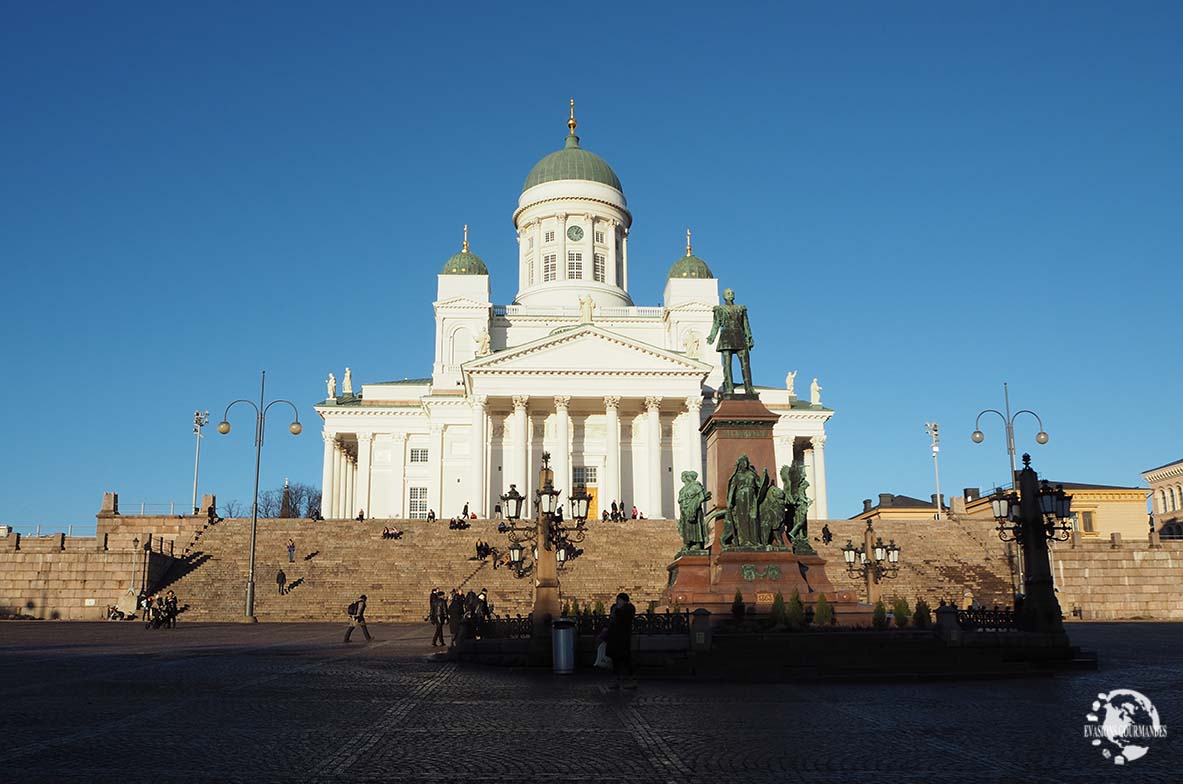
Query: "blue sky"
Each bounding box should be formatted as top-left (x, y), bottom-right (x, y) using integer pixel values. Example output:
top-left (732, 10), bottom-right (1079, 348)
top-left (2, 2), bottom-right (1180, 532)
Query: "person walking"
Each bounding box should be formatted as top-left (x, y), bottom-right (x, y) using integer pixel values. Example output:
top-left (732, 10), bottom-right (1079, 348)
top-left (344, 594), bottom-right (372, 642)
top-left (164, 591), bottom-right (177, 629)
top-left (821, 524), bottom-right (833, 545)
top-left (276, 568), bottom-right (287, 596)
top-left (605, 592), bottom-right (637, 689)
top-left (430, 589), bottom-right (448, 647)
top-left (448, 589), bottom-right (464, 645)
top-left (286, 538), bottom-right (296, 563)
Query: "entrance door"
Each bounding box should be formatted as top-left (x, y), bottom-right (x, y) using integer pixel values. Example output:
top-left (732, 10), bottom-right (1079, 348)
top-left (573, 466), bottom-right (599, 519)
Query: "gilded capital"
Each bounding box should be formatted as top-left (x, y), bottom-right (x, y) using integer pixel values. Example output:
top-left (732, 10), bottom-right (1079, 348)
top-left (512, 395), bottom-right (530, 411)
top-left (604, 395), bottom-right (621, 411)
top-left (554, 395), bottom-right (571, 412)
top-left (685, 395), bottom-right (703, 412)
top-left (645, 395), bottom-right (663, 411)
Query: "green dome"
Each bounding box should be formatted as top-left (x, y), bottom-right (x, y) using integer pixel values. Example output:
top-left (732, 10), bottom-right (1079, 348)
top-left (441, 249), bottom-right (488, 275)
top-left (668, 253), bottom-right (713, 279)
top-left (523, 134), bottom-right (622, 192)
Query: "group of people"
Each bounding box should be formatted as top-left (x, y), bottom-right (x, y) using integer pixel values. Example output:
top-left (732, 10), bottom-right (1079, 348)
top-left (382, 526), bottom-right (403, 539)
top-left (139, 590), bottom-right (180, 628)
top-left (448, 517), bottom-right (471, 530)
top-left (601, 502), bottom-right (641, 522)
top-left (428, 587), bottom-right (491, 647)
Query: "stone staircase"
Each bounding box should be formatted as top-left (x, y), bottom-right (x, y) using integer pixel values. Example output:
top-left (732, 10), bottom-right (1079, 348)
top-left (148, 514), bottom-right (1015, 622)
top-left (153, 517), bottom-right (685, 622)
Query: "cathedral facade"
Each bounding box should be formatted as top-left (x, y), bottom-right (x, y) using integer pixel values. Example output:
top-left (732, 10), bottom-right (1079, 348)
top-left (315, 109), bottom-right (832, 521)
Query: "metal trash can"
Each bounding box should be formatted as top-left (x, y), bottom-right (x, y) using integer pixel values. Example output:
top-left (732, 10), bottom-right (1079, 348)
top-left (551, 617), bottom-right (577, 674)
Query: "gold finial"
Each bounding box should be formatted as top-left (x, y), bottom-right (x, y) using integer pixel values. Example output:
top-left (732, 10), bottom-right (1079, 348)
top-left (462, 224), bottom-right (469, 252)
top-left (686, 228), bottom-right (693, 256)
top-left (568, 98), bottom-right (577, 135)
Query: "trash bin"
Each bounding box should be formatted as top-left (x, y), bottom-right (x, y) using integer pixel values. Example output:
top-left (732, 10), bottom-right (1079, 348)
top-left (551, 617), bottom-right (576, 674)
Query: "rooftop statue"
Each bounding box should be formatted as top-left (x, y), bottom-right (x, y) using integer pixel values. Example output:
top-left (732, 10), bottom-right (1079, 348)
top-left (326, 373), bottom-right (337, 399)
top-left (343, 367), bottom-right (353, 396)
top-left (707, 287), bottom-right (755, 397)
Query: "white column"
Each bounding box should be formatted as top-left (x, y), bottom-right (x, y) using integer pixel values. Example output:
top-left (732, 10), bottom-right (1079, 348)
top-left (812, 434), bottom-right (829, 519)
top-left (802, 440), bottom-right (816, 521)
top-left (470, 395), bottom-right (488, 517)
top-left (684, 396), bottom-right (703, 481)
top-left (510, 396), bottom-right (529, 500)
top-left (645, 396), bottom-right (662, 518)
top-left (332, 442), bottom-right (345, 518)
top-left (390, 433), bottom-right (407, 518)
top-left (429, 424), bottom-right (445, 518)
top-left (622, 227), bottom-right (629, 291)
top-left (355, 434), bottom-right (372, 518)
top-left (603, 396), bottom-right (621, 510)
top-left (606, 219), bottom-right (618, 287)
top-left (345, 453), bottom-right (354, 518)
top-left (553, 396), bottom-right (571, 496)
top-left (558, 213), bottom-right (568, 280)
top-left (321, 433), bottom-right (334, 517)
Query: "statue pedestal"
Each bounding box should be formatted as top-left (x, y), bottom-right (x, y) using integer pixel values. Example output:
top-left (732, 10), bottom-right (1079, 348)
top-left (701, 396), bottom-right (780, 516)
top-left (664, 549), bottom-right (868, 624)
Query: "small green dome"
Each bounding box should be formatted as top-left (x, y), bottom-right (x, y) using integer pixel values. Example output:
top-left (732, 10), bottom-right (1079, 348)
top-left (523, 134), bottom-right (622, 193)
top-left (442, 250), bottom-right (488, 275)
top-left (668, 253), bottom-right (713, 279)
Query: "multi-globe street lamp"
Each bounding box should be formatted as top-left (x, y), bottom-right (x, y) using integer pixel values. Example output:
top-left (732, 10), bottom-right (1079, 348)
top-left (497, 452), bottom-right (591, 634)
top-left (840, 520), bottom-right (901, 605)
top-left (217, 370), bottom-right (301, 620)
top-left (971, 382), bottom-right (1049, 590)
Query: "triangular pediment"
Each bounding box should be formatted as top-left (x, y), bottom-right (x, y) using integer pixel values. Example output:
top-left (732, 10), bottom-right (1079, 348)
top-left (434, 296), bottom-right (491, 310)
top-left (464, 325), bottom-right (711, 376)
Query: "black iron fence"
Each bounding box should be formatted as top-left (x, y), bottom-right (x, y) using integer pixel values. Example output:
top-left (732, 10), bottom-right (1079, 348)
top-left (957, 606), bottom-right (1017, 631)
top-left (484, 609), bottom-right (692, 639)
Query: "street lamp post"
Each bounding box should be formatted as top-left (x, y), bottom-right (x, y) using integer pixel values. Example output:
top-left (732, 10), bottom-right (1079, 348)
top-left (988, 454), bottom-right (1071, 633)
top-left (971, 382), bottom-right (1049, 592)
top-left (497, 453), bottom-right (590, 637)
top-left (192, 411), bottom-right (210, 514)
top-left (217, 371), bottom-right (302, 620)
top-left (924, 422), bottom-right (942, 520)
top-left (840, 521), bottom-right (901, 605)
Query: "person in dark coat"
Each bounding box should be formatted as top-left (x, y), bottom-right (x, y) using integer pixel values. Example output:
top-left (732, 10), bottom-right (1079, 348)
top-left (605, 592), bottom-right (636, 689)
top-left (344, 594), bottom-right (372, 642)
top-left (429, 589), bottom-right (448, 647)
top-left (276, 569), bottom-right (287, 595)
top-left (473, 589), bottom-right (490, 638)
top-left (448, 589), bottom-right (464, 645)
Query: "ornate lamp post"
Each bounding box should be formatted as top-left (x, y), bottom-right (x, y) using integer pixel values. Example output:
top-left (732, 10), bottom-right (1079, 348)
top-left (216, 370), bottom-right (301, 620)
top-left (989, 454), bottom-right (1070, 633)
top-left (497, 453), bottom-right (590, 636)
top-left (972, 382), bottom-right (1049, 590)
top-left (840, 520), bottom-right (900, 605)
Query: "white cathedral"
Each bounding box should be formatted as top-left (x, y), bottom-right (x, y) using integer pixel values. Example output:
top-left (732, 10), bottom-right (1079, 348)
top-left (315, 107), bottom-right (832, 522)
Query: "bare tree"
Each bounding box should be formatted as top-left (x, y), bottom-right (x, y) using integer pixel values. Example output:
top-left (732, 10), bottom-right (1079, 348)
top-left (257, 489), bottom-right (281, 519)
top-left (306, 488), bottom-right (323, 519)
top-left (221, 499), bottom-right (244, 518)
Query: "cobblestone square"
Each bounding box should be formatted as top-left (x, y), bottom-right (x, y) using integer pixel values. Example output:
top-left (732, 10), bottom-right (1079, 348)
top-left (0, 622), bottom-right (1178, 783)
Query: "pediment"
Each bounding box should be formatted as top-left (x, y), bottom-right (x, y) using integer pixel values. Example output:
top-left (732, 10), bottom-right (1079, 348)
top-left (434, 296), bottom-right (491, 310)
top-left (464, 326), bottom-right (711, 376)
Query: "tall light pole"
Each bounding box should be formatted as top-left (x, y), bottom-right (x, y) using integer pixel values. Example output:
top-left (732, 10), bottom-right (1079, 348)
top-left (924, 421), bottom-right (942, 520)
top-left (192, 411), bottom-right (209, 514)
top-left (972, 382), bottom-right (1049, 593)
top-left (217, 371), bottom-right (302, 620)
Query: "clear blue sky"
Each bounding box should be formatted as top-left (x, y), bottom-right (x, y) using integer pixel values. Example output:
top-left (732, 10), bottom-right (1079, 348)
top-left (3, 2), bottom-right (1180, 532)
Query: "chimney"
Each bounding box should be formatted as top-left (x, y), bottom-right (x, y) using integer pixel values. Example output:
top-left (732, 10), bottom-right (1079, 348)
top-left (963, 487), bottom-right (980, 502)
top-left (862, 499), bottom-right (873, 513)
top-left (878, 493), bottom-right (893, 508)
top-left (931, 493), bottom-right (946, 508)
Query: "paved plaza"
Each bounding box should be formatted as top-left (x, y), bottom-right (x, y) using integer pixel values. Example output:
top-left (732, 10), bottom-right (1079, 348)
top-left (0, 621), bottom-right (1178, 783)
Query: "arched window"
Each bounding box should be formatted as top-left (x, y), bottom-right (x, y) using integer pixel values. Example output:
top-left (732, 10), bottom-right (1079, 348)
top-left (1161, 521), bottom-right (1183, 540)
top-left (1171, 487), bottom-right (1179, 512)
top-left (1161, 489), bottom-right (1169, 513)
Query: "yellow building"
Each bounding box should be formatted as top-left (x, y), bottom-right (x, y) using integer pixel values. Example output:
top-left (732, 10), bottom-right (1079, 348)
top-left (962, 482), bottom-right (1150, 540)
top-left (851, 493), bottom-right (945, 523)
top-left (1143, 457), bottom-right (1183, 538)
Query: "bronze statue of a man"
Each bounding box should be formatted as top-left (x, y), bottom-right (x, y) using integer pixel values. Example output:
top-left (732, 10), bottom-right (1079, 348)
top-left (707, 287), bottom-right (755, 397)
top-left (676, 471), bottom-right (711, 551)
